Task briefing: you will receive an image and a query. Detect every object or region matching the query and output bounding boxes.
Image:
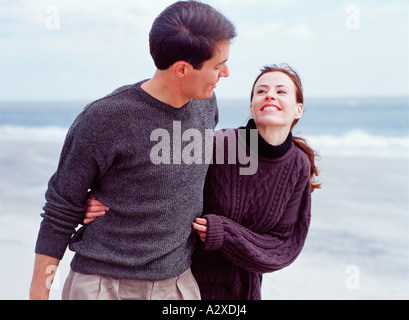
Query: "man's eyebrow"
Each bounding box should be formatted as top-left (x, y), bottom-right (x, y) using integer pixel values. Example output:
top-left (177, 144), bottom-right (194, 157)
top-left (216, 59), bottom-right (228, 66)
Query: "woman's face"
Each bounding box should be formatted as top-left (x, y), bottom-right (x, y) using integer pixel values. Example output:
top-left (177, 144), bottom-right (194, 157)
top-left (250, 71), bottom-right (303, 131)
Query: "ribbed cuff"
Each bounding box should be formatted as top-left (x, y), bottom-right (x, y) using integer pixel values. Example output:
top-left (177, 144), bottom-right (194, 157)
top-left (34, 218), bottom-right (71, 260)
top-left (202, 214), bottom-right (224, 251)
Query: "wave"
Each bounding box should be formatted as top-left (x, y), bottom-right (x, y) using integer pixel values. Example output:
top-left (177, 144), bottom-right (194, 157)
top-left (1, 126), bottom-right (408, 158)
top-left (306, 130), bottom-right (409, 158)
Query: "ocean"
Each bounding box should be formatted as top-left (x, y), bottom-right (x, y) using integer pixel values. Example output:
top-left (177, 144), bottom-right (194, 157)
top-left (1, 96), bottom-right (408, 299)
top-left (1, 96), bottom-right (409, 158)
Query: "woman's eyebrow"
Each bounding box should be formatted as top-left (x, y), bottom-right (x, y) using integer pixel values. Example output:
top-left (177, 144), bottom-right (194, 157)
top-left (276, 84), bottom-right (290, 89)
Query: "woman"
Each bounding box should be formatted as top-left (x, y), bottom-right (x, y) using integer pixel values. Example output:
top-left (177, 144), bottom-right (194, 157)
top-left (85, 64), bottom-right (320, 300)
top-left (190, 64), bottom-right (320, 300)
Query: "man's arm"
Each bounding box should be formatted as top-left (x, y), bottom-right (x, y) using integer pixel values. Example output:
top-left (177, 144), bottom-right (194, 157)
top-left (30, 254), bottom-right (61, 300)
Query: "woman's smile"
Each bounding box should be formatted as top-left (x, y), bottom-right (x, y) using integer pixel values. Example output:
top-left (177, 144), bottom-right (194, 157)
top-left (261, 103), bottom-right (282, 111)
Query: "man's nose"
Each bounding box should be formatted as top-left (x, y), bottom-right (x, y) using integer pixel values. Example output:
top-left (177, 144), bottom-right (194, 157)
top-left (220, 64), bottom-right (230, 78)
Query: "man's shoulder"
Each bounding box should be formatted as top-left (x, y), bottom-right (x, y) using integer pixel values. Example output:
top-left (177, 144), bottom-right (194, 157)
top-left (80, 82), bottom-right (149, 118)
top-left (89, 83), bottom-right (140, 108)
top-left (104, 82), bottom-right (142, 101)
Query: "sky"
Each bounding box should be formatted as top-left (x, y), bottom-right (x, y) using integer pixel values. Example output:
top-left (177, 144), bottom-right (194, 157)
top-left (0, 0), bottom-right (408, 101)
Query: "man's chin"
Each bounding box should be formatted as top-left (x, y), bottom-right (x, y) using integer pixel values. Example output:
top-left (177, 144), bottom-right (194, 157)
top-left (195, 90), bottom-right (215, 101)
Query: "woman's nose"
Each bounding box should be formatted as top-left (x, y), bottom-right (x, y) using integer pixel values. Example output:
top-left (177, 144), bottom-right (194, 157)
top-left (265, 93), bottom-right (276, 101)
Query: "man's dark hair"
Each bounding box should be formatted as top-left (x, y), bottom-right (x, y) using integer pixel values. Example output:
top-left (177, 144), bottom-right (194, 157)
top-left (149, 1), bottom-right (237, 70)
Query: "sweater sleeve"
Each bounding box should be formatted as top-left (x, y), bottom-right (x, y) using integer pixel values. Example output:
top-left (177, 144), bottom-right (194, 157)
top-left (35, 111), bottom-right (100, 260)
top-left (201, 172), bottom-right (311, 274)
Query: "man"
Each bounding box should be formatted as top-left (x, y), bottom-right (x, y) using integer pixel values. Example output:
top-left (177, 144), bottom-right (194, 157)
top-left (30, 1), bottom-right (236, 300)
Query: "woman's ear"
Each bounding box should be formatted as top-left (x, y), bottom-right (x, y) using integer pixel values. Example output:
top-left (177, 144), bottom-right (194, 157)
top-left (250, 104), bottom-right (254, 118)
top-left (295, 103), bottom-right (303, 119)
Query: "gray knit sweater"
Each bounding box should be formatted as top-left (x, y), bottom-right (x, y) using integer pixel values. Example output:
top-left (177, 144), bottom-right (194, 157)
top-left (35, 80), bottom-right (218, 281)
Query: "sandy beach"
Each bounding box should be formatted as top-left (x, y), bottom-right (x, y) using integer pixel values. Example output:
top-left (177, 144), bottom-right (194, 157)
top-left (0, 140), bottom-right (408, 300)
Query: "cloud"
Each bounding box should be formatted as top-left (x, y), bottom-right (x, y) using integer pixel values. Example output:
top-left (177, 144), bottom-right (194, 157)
top-left (239, 21), bottom-right (284, 39)
top-left (287, 24), bottom-right (314, 39)
top-left (0, 0), bottom-right (408, 100)
top-left (239, 21), bottom-right (314, 40)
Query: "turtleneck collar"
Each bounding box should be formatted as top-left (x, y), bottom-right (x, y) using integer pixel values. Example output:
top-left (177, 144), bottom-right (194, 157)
top-left (244, 118), bottom-right (293, 159)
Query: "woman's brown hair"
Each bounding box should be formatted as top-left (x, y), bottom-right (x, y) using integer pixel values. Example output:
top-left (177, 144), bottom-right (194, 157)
top-left (251, 64), bottom-right (321, 192)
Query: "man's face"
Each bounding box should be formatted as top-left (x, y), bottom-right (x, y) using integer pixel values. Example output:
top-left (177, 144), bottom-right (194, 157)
top-left (184, 40), bottom-right (231, 100)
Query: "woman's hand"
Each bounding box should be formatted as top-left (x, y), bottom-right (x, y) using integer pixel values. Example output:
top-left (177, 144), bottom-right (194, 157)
top-left (83, 194), bottom-right (109, 224)
top-left (192, 218), bottom-right (207, 242)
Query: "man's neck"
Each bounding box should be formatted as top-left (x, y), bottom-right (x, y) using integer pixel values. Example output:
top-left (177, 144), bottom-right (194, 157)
top-left (141, 71), bottom-right (191, 109)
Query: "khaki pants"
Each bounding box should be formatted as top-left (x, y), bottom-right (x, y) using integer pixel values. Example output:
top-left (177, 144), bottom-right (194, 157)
top-left (62, 268), bottom-right (201, 300)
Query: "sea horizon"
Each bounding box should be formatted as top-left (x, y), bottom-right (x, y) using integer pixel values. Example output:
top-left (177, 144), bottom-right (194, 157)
top-left (1, 95), bottom-right (408, 159)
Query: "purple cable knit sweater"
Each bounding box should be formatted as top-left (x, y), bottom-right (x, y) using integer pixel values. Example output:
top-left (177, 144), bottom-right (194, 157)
top-left (191, 120), bottom-right (312, 300)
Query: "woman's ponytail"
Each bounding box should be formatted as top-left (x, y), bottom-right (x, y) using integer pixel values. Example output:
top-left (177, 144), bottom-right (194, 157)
top-left (292, 135), bottom-right (321, 192)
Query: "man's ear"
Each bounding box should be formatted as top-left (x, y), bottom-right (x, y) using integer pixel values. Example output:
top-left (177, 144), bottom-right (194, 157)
top-left (172, 61), bottom-right (191, 78)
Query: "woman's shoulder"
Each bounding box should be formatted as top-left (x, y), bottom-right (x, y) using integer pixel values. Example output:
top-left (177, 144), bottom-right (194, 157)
top-left (291, 143), bottom-right (311, 181)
